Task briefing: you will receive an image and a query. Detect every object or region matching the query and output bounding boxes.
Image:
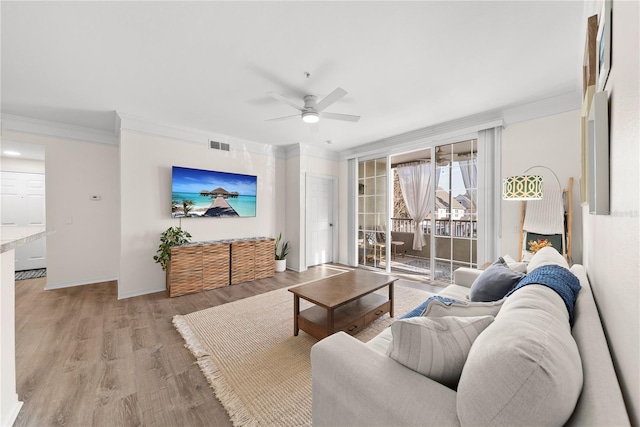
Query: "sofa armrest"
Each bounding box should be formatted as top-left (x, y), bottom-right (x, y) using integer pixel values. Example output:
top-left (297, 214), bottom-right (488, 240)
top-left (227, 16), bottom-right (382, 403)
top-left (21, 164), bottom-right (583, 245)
top-left (453, 267), bottom-right (483, 288)
top-left (311, 332), bottom-right (460, 427)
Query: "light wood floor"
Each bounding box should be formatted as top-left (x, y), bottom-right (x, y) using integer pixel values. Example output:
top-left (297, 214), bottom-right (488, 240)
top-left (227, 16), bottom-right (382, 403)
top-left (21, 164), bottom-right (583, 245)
top-left (13, 265), bottom-right (442, 427)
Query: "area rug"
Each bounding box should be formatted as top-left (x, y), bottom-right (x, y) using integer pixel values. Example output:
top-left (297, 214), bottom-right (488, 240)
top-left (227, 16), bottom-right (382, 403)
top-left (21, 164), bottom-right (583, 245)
top-left (173, 275), bottom-right (433, 427)
top-left (15, 268), bottom-right (47, 281)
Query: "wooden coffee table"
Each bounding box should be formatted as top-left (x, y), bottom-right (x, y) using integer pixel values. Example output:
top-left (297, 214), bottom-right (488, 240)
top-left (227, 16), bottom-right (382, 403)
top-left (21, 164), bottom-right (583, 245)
top-left (288, 269), bottom-right (398, 340)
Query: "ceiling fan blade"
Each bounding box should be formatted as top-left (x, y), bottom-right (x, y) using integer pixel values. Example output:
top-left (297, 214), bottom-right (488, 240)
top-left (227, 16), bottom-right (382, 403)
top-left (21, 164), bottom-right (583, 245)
top-left (314, 87), bottom-right (347, 112)
top-left (320, 112), bottom-right (361, 122)
top-left (265, 114), bottom-right (299, 122)
top-left (267, 92), bottom-right (304, 111)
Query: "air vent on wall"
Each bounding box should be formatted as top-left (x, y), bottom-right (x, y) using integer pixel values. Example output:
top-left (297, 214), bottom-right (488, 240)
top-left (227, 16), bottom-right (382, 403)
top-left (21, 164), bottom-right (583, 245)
top-left (209, 140), bottom-right (230, 151)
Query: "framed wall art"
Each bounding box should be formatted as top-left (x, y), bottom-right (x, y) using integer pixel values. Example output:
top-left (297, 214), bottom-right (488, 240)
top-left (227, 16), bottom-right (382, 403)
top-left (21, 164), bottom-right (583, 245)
top-left (596, 0), bottom-right (612, 91)
top-left (583, 14), bottom-right (598, 97)
top-left (587, 90), bottom-right (610, 215)
top-left (580, 13), bottom-right (598, 204)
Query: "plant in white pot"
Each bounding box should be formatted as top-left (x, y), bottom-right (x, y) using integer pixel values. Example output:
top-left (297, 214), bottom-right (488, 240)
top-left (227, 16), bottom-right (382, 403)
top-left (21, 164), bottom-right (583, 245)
top-left (274, 233), bottom-right (289, 273)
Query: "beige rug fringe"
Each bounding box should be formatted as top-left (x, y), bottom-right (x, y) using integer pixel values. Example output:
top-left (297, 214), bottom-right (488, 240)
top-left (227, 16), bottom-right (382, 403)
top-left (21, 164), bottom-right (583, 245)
top-left (174, 314), bottom-right (264, 425)
top-left (197, 356), bottom-right (259, 427)
top-left (173, 315), bottom-right (209, 358)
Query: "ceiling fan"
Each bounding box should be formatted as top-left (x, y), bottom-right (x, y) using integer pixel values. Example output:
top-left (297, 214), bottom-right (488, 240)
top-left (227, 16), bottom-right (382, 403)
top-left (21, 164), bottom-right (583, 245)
top-left (266, 87), bottom-right (360, 124)
top-left (435, 146), bottom-right (474, 164)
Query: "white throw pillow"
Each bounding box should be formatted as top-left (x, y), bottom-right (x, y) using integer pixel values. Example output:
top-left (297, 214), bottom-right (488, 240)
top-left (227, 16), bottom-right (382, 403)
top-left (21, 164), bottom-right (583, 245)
top-left (387, 316), bottom-right (494, 389)
top-left (502, 254), bottom-right (528, 273)
top-left (527, 246), bottom-right (570, 274)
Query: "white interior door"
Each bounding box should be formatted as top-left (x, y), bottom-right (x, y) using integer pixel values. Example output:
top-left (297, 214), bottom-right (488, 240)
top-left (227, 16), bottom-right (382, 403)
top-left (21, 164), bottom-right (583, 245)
top-left (306, 175), bottom-right (334, 267)
top-left (1, 171), bottom-right (46, 271)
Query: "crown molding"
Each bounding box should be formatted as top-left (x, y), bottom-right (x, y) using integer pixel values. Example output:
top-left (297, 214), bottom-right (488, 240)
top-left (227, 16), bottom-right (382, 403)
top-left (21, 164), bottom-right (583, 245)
top-left (340, 115), bottom-right (504, 160)
top-left (340, 90), bottom-right (581, 160)
top-left (1, 114), bottom-right (119, 146)
top-left (116, 112), bottom-right (287, 159)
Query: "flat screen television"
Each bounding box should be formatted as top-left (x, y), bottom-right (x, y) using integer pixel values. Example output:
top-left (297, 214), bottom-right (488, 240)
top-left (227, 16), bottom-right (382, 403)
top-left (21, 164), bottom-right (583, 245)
top-left (171, 166), bottom-right (257, 218)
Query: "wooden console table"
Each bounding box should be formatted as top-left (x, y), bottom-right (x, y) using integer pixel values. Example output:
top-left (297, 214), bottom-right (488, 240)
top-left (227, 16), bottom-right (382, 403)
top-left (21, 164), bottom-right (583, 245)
top-left (167, 237), bottom-right (275, 297)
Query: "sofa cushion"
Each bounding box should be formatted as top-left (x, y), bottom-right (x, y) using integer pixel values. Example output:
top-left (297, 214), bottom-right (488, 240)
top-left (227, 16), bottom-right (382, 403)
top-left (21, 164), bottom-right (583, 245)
top-left (439, 284), bottom-right (471, 301)
top-left (367, 327), bottom-right (393, 355)
top-left (457, 285), bottom-right (583, 426)
top-left (527, 245), bottom-right (569, 273)
top-left (387, 315), bottom-right (494, 389)
top-left (469, 257), bottom-right (524, 302)
top-left (421, 297), bottom-right (504, 318)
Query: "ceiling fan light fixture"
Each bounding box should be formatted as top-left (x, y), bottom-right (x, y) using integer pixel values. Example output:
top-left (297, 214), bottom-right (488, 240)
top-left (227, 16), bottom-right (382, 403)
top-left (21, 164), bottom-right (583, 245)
top-left (302, 111), bottom-right (320, 124)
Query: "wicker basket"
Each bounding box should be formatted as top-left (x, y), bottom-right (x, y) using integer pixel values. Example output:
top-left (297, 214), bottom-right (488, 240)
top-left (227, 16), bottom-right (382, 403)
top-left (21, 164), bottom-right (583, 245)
top-left (203, 242), bottom-right (231, 290)
top-left (254, 238), bottom-right (275, 279)
top-left (231, 240), bottom-right (256, 284)
top-left (167, 245), bottom-right (203, 297)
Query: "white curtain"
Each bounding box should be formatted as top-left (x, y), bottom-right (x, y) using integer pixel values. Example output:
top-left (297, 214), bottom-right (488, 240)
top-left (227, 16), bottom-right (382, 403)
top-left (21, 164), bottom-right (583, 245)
top-left (397, 162), bottom-right (433, 250)
top-left (459, 158), bottom-right (478, 206)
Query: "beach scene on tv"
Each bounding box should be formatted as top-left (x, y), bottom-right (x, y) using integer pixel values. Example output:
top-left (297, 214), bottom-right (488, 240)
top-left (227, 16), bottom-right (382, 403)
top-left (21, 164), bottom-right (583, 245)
top-left (171, 166), bottom-right (257, 218)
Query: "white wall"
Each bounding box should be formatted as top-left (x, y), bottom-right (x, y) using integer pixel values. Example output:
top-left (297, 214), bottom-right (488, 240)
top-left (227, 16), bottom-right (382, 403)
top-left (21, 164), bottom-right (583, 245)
top-left (337, 159), bottom-right (351, 266)
top-left (501, 110), bottom-right (582, 262)
top-left (581, 1), bottom-right (639, 423)
top-left (285, 154), bottom-right (302, 271)
top-left (118, 130), bottom-right (284, 298)
top-left (0, 249), bottom-right (22, 426)
top-left (1, 130), bottom-right (120, 289)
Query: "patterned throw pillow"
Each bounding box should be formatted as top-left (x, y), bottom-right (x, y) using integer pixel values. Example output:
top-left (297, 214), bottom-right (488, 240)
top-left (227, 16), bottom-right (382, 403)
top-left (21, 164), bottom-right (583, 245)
top-left (386, 315), bottom-right (495, 389)
top-left (365, 232), bottom-right (377, 246)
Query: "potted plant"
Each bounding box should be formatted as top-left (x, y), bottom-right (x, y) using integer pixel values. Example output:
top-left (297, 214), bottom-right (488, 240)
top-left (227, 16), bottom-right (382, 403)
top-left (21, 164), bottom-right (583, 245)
top-left (153, 226), bottom-right (192, 271)
top-left (274, 232), bottom-right (289, 273)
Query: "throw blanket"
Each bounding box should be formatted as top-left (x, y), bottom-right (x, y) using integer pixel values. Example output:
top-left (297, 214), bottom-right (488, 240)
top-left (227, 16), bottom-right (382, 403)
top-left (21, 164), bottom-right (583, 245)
top-left (505, 264), bottom-right (581, 325)
top-left (523, 187), bottom-right (565, 234)
top-left (400, 295), bottom-right (457, 319)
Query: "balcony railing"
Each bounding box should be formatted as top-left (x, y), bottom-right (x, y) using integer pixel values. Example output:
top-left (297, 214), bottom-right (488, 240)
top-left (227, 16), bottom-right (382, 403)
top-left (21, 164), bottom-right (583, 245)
top-left (391, 217), bottom-right (477, 238)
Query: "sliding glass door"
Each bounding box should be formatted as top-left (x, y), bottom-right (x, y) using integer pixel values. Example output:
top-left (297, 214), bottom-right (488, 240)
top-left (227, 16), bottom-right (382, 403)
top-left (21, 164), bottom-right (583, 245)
top-left (355, 138), bottom-right (480, 282)
top-left (357, 157), bottom-right (387, 269)
top-left (433, 139), bottom-right (478, 281)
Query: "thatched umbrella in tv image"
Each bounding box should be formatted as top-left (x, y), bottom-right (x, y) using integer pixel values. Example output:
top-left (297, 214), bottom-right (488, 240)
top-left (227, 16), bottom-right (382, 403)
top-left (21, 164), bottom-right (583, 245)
top-left (200, 187), bottom-right (239, 217)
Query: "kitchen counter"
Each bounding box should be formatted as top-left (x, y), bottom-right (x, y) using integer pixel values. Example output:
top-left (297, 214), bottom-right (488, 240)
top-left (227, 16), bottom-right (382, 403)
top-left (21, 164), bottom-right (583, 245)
top-left (0, 227), bottom-right (49, 253)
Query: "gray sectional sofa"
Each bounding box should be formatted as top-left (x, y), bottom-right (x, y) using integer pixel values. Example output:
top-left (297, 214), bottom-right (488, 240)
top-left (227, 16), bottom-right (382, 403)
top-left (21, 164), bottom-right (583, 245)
top-left (311, 248), bottom-right (630, 426)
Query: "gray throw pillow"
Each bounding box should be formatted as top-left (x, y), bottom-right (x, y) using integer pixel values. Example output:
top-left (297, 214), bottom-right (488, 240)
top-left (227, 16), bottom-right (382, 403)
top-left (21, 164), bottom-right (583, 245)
top-left (469, 257), bottom-right (525, 302)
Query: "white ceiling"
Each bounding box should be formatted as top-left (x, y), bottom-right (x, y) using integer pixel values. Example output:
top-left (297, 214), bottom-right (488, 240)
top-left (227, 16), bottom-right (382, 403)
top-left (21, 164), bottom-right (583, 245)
top-left (1, 1), bottom-right (584, 153)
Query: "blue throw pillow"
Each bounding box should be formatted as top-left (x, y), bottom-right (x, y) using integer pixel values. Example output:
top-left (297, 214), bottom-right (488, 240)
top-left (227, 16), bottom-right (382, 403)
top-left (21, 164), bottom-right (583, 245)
top-left (470, 257), bottom-right (525, 302)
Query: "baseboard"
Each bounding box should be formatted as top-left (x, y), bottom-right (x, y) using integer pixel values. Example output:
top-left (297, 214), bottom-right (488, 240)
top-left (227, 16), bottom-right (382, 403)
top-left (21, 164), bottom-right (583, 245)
top-left (44, 276), bottom-right (119, 291)
top-left (0, 397), bottom-right (23, 427)
top-left (117, 284), bottom-right (166, 300)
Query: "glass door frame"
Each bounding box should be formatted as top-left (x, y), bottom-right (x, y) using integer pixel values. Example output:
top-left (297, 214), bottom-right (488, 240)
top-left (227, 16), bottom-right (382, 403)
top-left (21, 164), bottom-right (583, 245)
top-left (356, 155), bottom-right (391, 272)
top-left (351, 127), bottom-right (501, 277)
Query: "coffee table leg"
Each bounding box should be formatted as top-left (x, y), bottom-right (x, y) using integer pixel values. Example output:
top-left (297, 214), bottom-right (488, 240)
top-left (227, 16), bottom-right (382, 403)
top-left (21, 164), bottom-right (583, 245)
top-left (389, 282), bottom-right (395, 318)
top-left (327, 308), bottom-right (335, 335)
top-left (293, 295), bottom-right (300, 336)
